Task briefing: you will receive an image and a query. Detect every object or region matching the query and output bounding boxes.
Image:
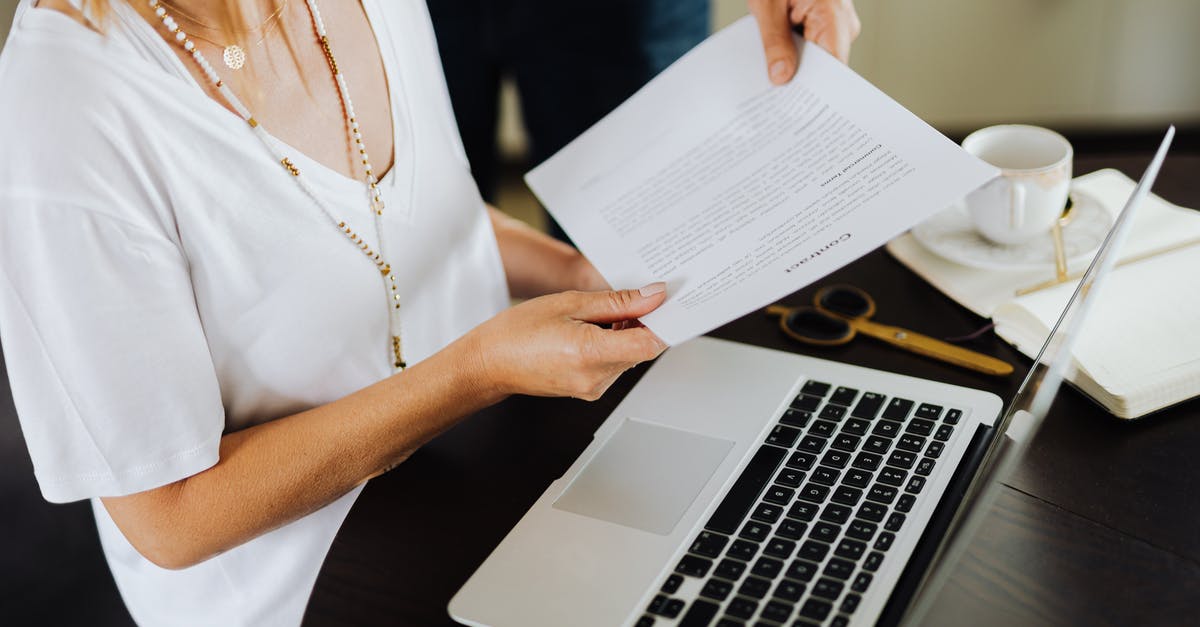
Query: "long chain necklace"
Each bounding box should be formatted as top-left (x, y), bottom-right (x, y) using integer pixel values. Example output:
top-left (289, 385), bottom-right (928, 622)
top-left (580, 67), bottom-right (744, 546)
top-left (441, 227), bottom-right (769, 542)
top-left (148, 0), bottom-right (407, 372)
top-left (158, 0), bottom-right (290, 70)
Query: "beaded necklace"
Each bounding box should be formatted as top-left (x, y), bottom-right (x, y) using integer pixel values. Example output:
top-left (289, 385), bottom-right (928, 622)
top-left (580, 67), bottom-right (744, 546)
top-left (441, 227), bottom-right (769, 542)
top-left (158, 0), bottom-right (289, 70)
top-left (148, 0), bottom-right (407, 372)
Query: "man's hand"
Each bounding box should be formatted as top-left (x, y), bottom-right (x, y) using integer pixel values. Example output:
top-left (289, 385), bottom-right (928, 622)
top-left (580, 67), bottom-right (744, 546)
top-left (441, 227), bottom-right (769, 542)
top-left (748, 0), bottom-right (861, 84)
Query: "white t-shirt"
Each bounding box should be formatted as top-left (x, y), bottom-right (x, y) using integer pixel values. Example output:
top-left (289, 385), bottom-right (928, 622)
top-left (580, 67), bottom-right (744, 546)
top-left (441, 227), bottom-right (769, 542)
top-left (0, 0), bottom-right (509, 624)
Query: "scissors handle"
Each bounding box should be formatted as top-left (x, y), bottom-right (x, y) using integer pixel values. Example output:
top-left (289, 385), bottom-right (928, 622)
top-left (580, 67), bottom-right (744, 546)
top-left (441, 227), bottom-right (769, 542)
top-left (852, 319), bottom-right (1014, 376)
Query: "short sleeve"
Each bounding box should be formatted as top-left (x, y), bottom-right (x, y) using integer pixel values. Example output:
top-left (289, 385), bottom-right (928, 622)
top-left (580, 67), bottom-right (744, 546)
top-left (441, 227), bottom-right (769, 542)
top-left (0, 195), bottom-right (224, 503)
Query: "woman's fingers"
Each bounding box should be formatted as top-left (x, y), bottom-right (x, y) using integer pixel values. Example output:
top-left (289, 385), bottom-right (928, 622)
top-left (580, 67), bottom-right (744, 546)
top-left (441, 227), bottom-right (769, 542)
top-left (793, 0), bottom-right (860, 64)
top-left (748, 0), bottom-right (799, 85)
top-left (565, 282), bottom-right (668, 325)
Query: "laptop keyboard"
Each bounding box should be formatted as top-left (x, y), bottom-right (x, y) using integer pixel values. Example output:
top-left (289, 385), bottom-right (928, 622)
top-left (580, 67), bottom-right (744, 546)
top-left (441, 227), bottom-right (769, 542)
top-left (637, 379), bottom-right (963, 627)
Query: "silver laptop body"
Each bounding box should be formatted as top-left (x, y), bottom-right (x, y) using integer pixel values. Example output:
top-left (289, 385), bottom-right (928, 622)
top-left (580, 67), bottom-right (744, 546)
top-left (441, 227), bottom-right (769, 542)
top-left (450, 129), bottom-right (1174, 627)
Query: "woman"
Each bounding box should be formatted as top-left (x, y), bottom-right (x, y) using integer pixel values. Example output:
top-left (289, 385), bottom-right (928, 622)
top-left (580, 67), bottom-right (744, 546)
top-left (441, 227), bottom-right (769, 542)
top-left (0, 0), bottom-right (858, 624)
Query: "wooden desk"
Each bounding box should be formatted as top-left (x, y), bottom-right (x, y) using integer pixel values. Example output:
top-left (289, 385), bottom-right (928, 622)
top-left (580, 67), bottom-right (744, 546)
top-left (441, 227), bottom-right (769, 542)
top-left (305, 154), bottom-right (1200, 626)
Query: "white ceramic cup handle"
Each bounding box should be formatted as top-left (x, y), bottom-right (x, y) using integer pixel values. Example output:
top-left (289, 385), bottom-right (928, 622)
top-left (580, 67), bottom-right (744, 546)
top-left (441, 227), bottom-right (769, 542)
top-left (1009, 181), bottom-right (1026, 229)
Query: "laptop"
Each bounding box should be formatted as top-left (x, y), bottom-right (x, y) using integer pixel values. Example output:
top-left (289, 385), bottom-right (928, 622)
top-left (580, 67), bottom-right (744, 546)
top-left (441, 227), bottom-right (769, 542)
top-left (449, 128), bottom-right (1174, 627)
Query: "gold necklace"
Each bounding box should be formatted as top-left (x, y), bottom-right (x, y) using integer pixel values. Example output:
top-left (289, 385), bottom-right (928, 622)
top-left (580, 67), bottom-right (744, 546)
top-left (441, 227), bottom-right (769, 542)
top-left (158, 0), bottom-right (289, 70)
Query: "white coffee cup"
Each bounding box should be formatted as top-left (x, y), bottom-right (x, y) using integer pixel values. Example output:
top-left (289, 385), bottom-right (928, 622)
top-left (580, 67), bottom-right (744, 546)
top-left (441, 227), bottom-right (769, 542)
top-left (961, 125), bottom-right (1072, 245)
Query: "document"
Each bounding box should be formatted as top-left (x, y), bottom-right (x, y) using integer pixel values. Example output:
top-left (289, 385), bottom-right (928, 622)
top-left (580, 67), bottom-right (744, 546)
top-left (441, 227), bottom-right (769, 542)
top-left (526, 16), bottom-right (997, 345)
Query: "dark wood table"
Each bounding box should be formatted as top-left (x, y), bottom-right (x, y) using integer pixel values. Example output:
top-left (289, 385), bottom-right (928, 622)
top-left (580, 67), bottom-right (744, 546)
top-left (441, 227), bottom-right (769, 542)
top-left (305, 152), bottom-right (1200, 626)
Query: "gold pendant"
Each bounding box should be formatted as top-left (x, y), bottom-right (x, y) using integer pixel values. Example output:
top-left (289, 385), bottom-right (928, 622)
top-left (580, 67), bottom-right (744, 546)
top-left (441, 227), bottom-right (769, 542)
top-left (223, 45), bottom-right (247, 70)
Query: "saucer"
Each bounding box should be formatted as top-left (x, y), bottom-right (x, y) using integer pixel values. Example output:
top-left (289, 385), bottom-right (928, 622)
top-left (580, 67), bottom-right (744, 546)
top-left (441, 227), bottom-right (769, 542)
top-left (911, 190), bottom-right (1112, 271)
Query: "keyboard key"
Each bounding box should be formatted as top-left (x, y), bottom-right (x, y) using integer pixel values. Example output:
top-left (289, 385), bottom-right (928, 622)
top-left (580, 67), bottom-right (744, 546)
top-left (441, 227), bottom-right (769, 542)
top-left (780, 408), bottom-right (813, 429)
top-left (739, 576), bottom-right (771, 599)
top-left (776, 468), bottom-right (806, 488)
top-left (762, 600), bottom-right (794, 622)
top-left (701, 579), bottom-right (734, 601)
top-left (830, 386), bottom-right (859, 406)
top-left (852, 572), bottom-right (873, 593)
top-left (764, 538), bottom-right (797, 559)
top-left (661, 574), bottom-right (683, 594)
top-left (664, 598), bottom-right (686, 618)
top-left (832, 485), bottom-right (863, 506)
top-left (841, 417), bottom-right (871, 436)
top-left (834, 538), bottom-right (867, 561)
top-left (871, 420), bottom-right (901, 438)
top-left (874, 531), bottom-right (896, 551)
top-left (714, 620), bottom-right (740, 627)
top-left (850, 392), bottom-right (886, 419)
top-left (824, 557), bottom-right (856, 580)
top-left (774, 579), bottom-right (805, 602)
top-left (636, 616), bottom-right (655, 627)
top-left (810, 420), bottom-right (838, 438)
top-left (812, 577), bottom-right (845, 600)
top-left (866, 484), bottom-right (898, 505)
top-left (792, 395), bottom-right (822, 412)
top-left (751, 503), bottom-right (784, 524)
top-left (831, 433), bottom-right (861, 452)
top-left (857, 502), bottom-right (887, 523)
top-left (801, 380), bottom-right (832, 397)
top-left (885, 512), bottom-right (906, 532)
top-left (864, 435), bottom-right (891, 454)
top-left (714, 558), bottom-right (746, 581)
top-left (926, 441), bottom-right (945, 458)
top-left (786, 451), bottom-right (817, 470)
top-left (820, 503), bottom-right (852, 524)
top-left (776, 519), bottom-right (808, 540)
top-left (766, 424), bottom-right (802, 448)
top-left (851, 452), bottom-right (882, 471)
top-left (706, 445), bottom-right (786, 534)
top-left (728, 539), bottom-right (759, 562)
top-left (811, 466), bottom-right (841, 486)
top-left (726, 597), bottom-right (758, 620)
top-left (811, 521), bottom-right (841, 544)
top-left (935, 424), bottom-right (955, 442)
top-left (842, 468), bottom-right (872, 488)
top-left (799, 540), bottom-right (830, 562)
top-left (764, 485), bottom-right (796, 505)
top-left (676, 554), bottom-right (713, 578)
top-left (846, 519), bottom-right (877, 542)
top-left (751, 557), bottom-right (784, 579)
top-left (798, 483), bottom-right (831, 503)
top-left (882, 398), bottom-right (914, 422)
top-left (863, 552), bottom-right (884, 573)
top-left (888, 450), bottom-right (918, 469)
top-left (819, 404), bottom-right (847, 421)
top-left (905, 418), bottom-right (936, 437)
top-left (896, 434), bottom-right (926, 452)
top-left (895, 494), bottom-right (916, 513)
top-left (906, 476), bottom-right (927, 494)
top-left (944, 408), bottom-right (963, 424)
top-left (878, 467), bottom-right (907, 486)
top-left (798, 436), bottom-right (827, 454)
top-left (679, 600), bottom-right (719, 627)
top-left (691, 531), bottom-right (731, 559)
top-left (840, 592), bottom-right (862, 614)
top-left (785, 559), bottom-right (819, 582)
top-left (916, 457), bottom-right (936, 476)
top-left (787, 501), bottom-right (819, 522)
top-left (740, 521), bottom-right (771, 542)
top-left (649, 594), bottom-right (667, 614)
top-left (799, 598), bottom-right (833, 621)
top-left (832, 615), bottom-right (851, 627)
top-left (821, 449), bottom-right (851, 468)
top-left (915, 403), bottom-right (943, 421)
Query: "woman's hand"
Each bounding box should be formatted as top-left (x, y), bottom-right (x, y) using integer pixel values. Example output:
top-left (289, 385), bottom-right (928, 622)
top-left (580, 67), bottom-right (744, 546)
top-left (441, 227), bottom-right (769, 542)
top-left (749, 0), bottom-right (861, 83)
top-left (463, 284), bottom-right (668, 400)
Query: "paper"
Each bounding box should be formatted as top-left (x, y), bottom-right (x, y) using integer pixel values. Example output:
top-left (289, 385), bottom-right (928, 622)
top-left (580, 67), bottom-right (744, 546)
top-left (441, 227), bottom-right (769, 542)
top-left (526, 16), bottom-right (997, 345)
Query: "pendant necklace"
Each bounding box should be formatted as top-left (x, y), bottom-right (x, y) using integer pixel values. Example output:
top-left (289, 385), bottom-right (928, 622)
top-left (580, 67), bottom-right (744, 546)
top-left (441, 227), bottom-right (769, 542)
top-left (149, 0), bottom-right (407, 372)
top-left (158, 0), bottom-right (289, 70)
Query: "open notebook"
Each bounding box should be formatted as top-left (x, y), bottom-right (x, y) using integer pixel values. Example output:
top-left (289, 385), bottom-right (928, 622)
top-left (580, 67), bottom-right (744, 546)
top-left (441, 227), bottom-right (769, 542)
top-left (888, 169), bottom-right (1200, 419)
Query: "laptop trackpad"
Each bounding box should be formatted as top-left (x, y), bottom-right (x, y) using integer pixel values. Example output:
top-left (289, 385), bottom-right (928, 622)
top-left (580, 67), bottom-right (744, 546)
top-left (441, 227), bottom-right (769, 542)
top-left (554, 419), bottom-right (734, 536)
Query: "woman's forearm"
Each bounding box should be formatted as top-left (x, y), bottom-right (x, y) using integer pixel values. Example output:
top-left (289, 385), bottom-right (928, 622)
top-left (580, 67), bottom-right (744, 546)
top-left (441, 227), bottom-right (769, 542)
top-left (100, 336), bottom-right (501, 570)
top-left (487, 206), bottom-right (605, 298)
